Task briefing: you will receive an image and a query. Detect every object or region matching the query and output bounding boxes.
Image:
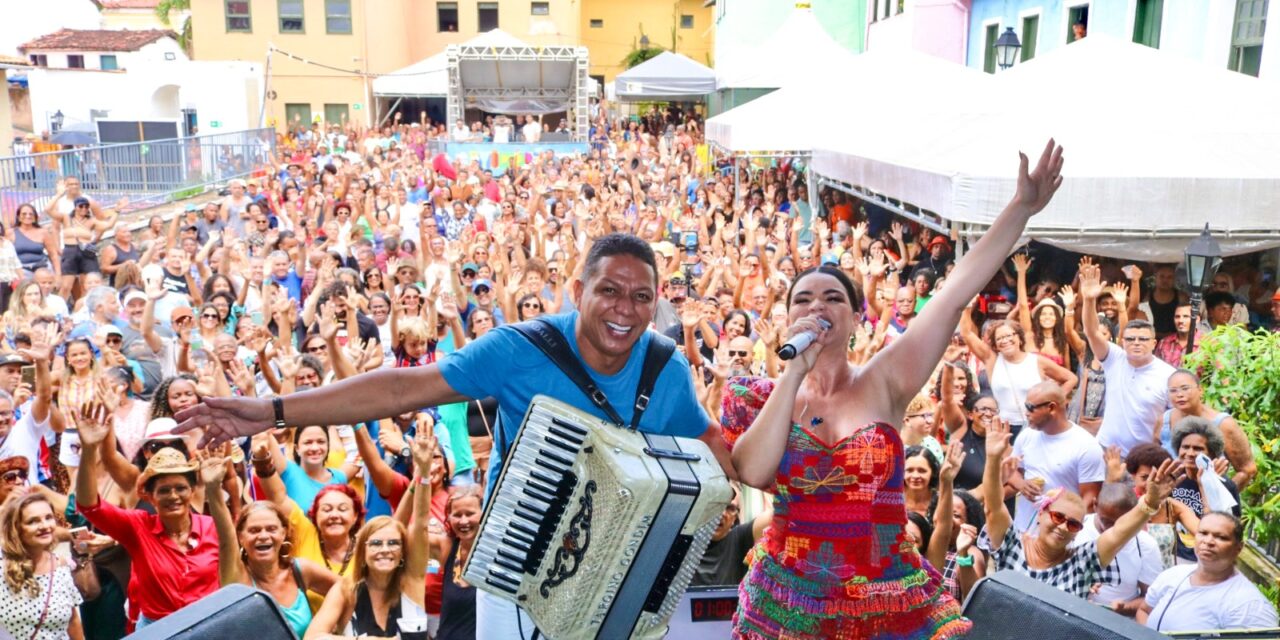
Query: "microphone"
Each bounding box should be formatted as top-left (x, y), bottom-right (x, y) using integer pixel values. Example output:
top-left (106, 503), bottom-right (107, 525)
top-left (776, 318), bottom-right (831, 361)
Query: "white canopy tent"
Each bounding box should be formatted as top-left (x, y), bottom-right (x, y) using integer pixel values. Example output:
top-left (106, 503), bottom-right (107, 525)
top-left (372, 30), bottom-right (529, 99)
top-left (706, 49), bottom-right (992, 154)
top-left (812, 37), bottom-right (1280, 261)
top-left (614, 51), bottom-right (715, 101)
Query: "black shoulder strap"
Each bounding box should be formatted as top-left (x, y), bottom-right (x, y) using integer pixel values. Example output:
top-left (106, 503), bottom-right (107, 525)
top-left (634, 332), bottom-right (675, 430)
top-left (511, 319), bottom-right (625, 425)
top-left (510, 319), bottom-right (675, 430)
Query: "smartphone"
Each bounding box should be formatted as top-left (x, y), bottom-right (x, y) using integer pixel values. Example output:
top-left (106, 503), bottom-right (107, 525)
top-left (20, 365), bottom-right (35, 389)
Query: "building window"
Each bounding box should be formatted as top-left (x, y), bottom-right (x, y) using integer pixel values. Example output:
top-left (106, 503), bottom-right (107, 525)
top-left (100, 54), bottom-right (119, 70)
top-left (1021, 15), bottom-right (1039, 61)
top-left (1132, 0), bottom-right (1162, 48)
top-left (438, 2), bottom-right (458, 31)
top-left (326, 0), bottom-right (352, 33)
top-left (279, 0), bottom-right (304, 32)
top-left (285, 103), bottom-right (312, 126)
top-left (590, 18), bottom-right (603, 28)
top-left (1230, 0), bottom-right (1268, 76)
top-left (226, 0), bottom-right (251, 32)
top-left (531, 1), bottom-right (549, 16)
top-left (982, 23), bottom-right (999, 74)
top-left (1068, 4), bottom-right (1089, 42)
top-left (67, 55), bottom-right (85, 69)
top-left (324, 103), bottom-right (350, 124)
top-left (29, 54), bottom-right (47, 67)
top-left (680, 14), bottom-right (693, 28)
top-left (478, 2), bottom-right (499, 31)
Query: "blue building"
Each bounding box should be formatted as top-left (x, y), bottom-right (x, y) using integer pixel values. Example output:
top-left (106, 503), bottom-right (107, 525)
top-left (966, 0), bottom-right (1278, 79)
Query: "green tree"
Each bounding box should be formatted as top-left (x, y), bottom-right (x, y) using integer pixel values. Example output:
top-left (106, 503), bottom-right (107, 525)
top-left (156, 0), bottom-right (193, 56)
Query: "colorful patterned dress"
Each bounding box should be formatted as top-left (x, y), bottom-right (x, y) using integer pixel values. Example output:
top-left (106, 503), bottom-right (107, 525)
top-left (722, 376), bottom-right (971, 640)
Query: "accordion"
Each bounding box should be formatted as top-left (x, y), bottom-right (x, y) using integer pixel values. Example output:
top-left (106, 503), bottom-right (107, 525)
top-left (463, 396), bottom-right (733, 640)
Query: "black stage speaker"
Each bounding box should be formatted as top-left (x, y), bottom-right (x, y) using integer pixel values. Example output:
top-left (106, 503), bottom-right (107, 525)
top-left (127, 584), bottom-right (296, 640)
top-left (963, 570), bottom-right (1166, 640)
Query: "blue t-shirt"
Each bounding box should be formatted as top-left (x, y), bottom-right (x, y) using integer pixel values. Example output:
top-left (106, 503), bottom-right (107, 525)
top-left (438, 311), bottom-right (711, 492)
top-left (280, 460), bottom-right (348, 513)
top-left (271, 268), bottom-right (304, 302)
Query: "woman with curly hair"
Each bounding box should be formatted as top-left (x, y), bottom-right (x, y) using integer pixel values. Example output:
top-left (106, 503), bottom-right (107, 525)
top-left (959, 314), bottom-right (1076, 437)
top-left (0, 491), bottom-right (84, 639)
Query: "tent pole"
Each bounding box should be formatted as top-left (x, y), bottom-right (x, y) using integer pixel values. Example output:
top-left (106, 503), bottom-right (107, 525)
top-left (378, 97), bottom-right (404, 128)
top-left (952, 221), bottom-right (964, 258)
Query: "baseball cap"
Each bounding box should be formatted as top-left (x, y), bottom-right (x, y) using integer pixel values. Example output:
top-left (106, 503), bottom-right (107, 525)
top-left (95, 325), bottom-right (124, 341)
top-left (471, 278), bottom-right (494, 293)
top-left (461, 262), bottom-right (479, 275)
top-left (169, 306), bottom-right (194, 324)
top-left (122, 290), bottom-right (148, 306)
top-left (0, 353), bottom-right (30, 368)
top-left (73, 197), bottom-right (91, 208)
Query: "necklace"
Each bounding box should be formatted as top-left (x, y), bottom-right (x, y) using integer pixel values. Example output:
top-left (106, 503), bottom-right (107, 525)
top-left (320, 536), bottom-right (354, 574)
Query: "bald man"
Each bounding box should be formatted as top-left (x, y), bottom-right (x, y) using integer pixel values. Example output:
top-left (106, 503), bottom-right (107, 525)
top-left (1007, 381), bottom-right (1106, 532)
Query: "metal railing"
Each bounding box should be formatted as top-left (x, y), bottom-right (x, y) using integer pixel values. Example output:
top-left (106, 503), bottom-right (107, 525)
top-left (0, 129), bottom-right (276, 216)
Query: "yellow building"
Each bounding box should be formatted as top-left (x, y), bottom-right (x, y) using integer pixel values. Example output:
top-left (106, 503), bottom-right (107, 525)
top-left (579, 0), bottom-right (714, 85)
top-left (95, 0), bottom-right (180, 30)
top-left (190, 0), bottom-right (711, 128)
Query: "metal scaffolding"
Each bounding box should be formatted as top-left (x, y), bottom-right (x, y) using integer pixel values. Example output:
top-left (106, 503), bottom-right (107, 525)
top-left (445, 43), bottom-right (591, 141)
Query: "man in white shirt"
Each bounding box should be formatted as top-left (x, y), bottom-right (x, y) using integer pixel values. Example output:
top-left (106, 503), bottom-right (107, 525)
top-left (0, 342), bottom-right (56, 484)
top-left (1008, 382), bottom-right (1105, 531)
top-left (493, 116), bottom-right (512, 144)
top-left (1080, 263), bottom-right (1173, 454)
top-left (33, 267), bottom-right (70, 318)
top-left (522, 115), bottom-right (542, 143)
top-left (1073, 483), bottom-right (1162, 617)
top-left (1140, 512), bottom-right (1278, 632)
top-left (395, 186), bottom-right (422, 243)
top-left (451, 119), bottom-right (470, 141)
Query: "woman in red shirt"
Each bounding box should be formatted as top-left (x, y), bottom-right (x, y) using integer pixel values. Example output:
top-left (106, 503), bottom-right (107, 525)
top-left (73, 402), bottom-right (220, 630)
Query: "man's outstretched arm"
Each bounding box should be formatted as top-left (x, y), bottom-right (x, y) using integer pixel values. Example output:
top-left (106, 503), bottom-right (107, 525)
top-left (175, 365), bottom-right (470, 447)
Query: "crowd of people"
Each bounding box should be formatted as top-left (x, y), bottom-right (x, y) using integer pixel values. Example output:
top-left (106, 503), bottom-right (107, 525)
top-left (0, 99), bottom-right (1276, 640)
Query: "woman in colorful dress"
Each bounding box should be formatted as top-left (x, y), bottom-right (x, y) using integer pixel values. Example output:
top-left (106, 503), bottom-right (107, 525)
top-left (721, 140), bottom-right (1065, 639)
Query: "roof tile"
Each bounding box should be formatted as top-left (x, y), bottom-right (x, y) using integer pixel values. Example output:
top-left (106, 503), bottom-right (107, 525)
top-left (19, 29), bottom-right (177, 53)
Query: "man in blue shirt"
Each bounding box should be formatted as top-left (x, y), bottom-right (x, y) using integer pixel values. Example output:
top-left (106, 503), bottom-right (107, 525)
top-left (174, 233), bottom-right (736, 639)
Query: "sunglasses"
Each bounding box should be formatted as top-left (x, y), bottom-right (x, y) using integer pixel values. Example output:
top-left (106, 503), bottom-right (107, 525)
top-left (728, 350), bottom-right (750, 358)
top-left (1, 469), bottom-right (27, 484)
top-left (1024, 400), bottom-right (1054, 413)
top-left (474, 287), bottom-right (490, 294)
top-left (202, 313), bottom-right (220, 320)
top-left (522, 302), bottom-right (542, 309)
top-left (145, 440), bottom-right (187, 455)
top-left (1045, 509), bottom-right (1084, 533)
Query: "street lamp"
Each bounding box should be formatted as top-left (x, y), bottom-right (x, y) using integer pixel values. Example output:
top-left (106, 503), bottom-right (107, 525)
top-left (51, 110), bottom-right (64, 133)
top-left (995, 27), bottom-right (1022, 70)
top-left (1183, 223), bottom-right (1222, 354)
top-left (639, 34), bottom-right (650, 49)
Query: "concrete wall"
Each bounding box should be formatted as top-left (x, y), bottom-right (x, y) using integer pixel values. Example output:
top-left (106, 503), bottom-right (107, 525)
top-left (580, 0), bottom-right (714, 82)
top-left (192, 0), bottom-right (589, 128)
top-left (867, 0), bottom-right (972, 63)
top-left (101, 8), bottom-right (180, 30)
top-left (967, 0), bottom-right (1280, 81)
top-left (26, 60), bottom-right (261, 135)
top-left (0, 72), bottom-right (12, 151)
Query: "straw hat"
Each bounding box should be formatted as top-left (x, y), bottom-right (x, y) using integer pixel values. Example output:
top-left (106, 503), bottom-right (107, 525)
top-left (136, 447), bottom-right (197, 496)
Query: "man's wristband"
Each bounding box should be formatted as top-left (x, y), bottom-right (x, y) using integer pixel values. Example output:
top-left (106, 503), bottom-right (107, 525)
top-left (955, 554), bottom-right (975, 568)
top-left (272, 397), bottom-right (286, 430)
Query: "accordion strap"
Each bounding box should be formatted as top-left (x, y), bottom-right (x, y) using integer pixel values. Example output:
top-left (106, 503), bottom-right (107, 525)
top-left (510, 318), bottom-right (675, 431)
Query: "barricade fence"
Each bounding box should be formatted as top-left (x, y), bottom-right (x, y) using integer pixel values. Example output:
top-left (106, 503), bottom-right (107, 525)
top-left (0, 129), bottom-right (276, 218)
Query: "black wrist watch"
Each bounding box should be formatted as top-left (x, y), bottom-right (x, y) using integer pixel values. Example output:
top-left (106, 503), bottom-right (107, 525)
top-left (398, 446), bottom-right (411, 459)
